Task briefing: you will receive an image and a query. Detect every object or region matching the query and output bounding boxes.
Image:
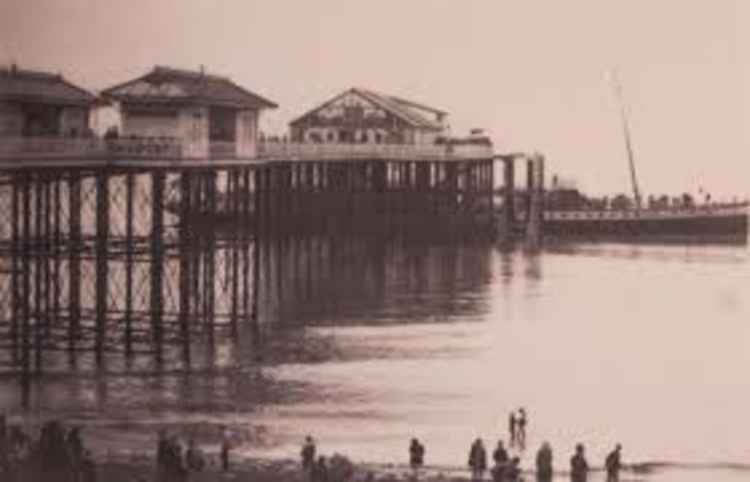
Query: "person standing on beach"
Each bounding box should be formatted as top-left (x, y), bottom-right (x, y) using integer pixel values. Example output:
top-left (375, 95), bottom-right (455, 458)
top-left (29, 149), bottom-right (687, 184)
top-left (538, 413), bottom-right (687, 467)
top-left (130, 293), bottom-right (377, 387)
top-left (492, 439), bottom-right (508, 467)
top-left (220, 427), bottom-right (231, 472)
top-left (505, 457), bottom-right (522, 482)
top-left (509, 413), bottom-right (517, 447)
top-left (491, 439), bottom-right (508, 481)
top-left (302, 435), bottom-right (317, 472)
top-left (468, 438), bottom-right (487, 481)
top-left (535, 441), bottom-right (553, 482)
top-left (312, 455), bottom-right (329, 482)
top-left (570, 444), bottom-right (589, 482)
top-left (604, 444), bottom-right (622, 482)
top-left (409, 438), bottom-right (425, 470)
top-left (517, 408), bottom-right (527, 449)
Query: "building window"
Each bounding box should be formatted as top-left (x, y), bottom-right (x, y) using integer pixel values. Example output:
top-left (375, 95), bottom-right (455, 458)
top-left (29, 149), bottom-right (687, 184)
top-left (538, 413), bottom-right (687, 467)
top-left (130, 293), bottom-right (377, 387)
top-left (375, 133), bottom-right (382, 144)
top-left (327, 131), bottom-right (334, 142)
top-left (360, 131), bottom-right (368, 143)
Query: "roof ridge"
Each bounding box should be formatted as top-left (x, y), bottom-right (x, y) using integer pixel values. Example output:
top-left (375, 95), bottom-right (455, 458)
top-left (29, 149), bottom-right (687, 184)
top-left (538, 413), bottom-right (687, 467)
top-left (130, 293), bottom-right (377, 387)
top-left (152, 65), bottom-right (229, 82)
top-left (0, 67), bottom-right (61, 81)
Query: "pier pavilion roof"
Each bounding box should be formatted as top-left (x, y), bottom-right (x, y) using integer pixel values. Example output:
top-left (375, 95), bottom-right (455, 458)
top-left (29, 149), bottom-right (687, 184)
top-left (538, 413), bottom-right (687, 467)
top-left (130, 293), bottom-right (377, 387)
top-left (290, 87), bottom-right (447, 131)
top-left (101, 66), bottom-right (278, 110)
top-left (0, 65), bottom-right (97, 106)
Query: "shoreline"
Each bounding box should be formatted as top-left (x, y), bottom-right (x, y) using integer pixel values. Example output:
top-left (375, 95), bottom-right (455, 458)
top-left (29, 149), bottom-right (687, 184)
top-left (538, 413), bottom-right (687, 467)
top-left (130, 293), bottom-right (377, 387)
top-left (94, 450), bottom-right (750, 482)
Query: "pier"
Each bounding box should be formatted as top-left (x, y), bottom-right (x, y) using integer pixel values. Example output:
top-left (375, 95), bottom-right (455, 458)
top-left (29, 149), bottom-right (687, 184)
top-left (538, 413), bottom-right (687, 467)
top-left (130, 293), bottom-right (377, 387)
top-left (0, 145), bottom-right (546, 380)
top-left (0, 64), bottom-right (547, 383)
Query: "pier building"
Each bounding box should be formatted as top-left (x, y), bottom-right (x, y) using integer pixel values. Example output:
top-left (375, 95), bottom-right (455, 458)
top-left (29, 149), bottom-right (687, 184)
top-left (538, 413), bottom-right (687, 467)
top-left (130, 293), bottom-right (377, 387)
top-left (288, 88), bottom-right (449, 145)
top-left (0, 65), bottom-right (98, 156)
top-left (101, 66), bottom-right (278, 159)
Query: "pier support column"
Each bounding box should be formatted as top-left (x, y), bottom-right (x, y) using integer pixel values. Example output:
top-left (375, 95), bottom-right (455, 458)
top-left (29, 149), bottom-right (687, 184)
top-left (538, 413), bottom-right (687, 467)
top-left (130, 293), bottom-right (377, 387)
top-left (68, 171), bottom-right (81, 359)
top-left (150, 170), bottom-right (165, 362)
top-left (178, 171), bottom-right (192, 365)
top-left (124, 173), bottom-right (135, 357)
top-left (503, 157), bottom-right (516, 231)
top-left (94, 171), bottom-right (110, 364)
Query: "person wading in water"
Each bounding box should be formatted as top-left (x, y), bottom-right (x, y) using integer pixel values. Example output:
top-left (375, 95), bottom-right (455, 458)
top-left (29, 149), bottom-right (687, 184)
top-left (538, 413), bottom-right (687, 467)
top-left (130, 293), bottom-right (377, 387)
top-left (508, 413), bottom-right (517, 447)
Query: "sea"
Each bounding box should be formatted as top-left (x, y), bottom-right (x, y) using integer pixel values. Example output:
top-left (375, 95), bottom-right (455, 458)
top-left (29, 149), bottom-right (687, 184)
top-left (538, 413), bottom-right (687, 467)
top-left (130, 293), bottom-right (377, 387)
top-left (1, 237), bottom-right (748, 481)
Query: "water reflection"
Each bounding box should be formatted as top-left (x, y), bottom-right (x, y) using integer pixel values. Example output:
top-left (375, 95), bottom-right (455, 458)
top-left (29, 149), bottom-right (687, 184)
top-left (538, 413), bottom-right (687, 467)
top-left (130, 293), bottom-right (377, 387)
top-left (0, 238), bottom-right (748, 480)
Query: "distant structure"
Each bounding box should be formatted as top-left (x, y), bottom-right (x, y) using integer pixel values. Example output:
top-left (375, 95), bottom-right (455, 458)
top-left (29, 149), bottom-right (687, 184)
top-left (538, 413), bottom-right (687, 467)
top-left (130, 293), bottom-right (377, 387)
top-left (101, 65), bottom-right (277, 158)
top-left (289, 87), bottom-right (449, 145)
top-left (0, 64), bottom-right (97, 138)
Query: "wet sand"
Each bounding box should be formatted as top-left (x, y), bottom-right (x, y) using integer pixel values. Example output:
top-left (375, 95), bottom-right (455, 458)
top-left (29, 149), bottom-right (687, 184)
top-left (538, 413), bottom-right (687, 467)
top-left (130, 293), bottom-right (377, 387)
top-left (91, 451), bottom-right (750, 482)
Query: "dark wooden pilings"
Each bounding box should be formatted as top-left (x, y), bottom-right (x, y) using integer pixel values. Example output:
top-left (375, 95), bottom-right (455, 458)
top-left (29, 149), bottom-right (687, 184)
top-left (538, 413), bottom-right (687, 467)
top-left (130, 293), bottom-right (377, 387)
top-left (124, 173), bottom-right (135, 357)
top-left (95, 171), bottom-right (109, 363)
top-left (68, 171), bottom-right (81, 358)
top-left (504, 157), bottom-right (516, 229)
top-left (1, 153), bottom-right (509, 379)
top-left (178, 171), bottom-right (192, 364)
top-left (150, 170), bottom-right (165, 362)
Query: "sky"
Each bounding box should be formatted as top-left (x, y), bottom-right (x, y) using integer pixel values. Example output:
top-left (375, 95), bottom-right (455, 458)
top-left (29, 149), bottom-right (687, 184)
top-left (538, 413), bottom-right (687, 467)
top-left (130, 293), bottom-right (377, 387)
top-left (1, 0), bottom-right (748, 197)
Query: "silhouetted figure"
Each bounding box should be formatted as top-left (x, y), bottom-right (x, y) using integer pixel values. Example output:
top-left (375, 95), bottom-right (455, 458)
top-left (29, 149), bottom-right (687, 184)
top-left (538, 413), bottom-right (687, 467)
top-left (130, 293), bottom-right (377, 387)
top-left (302, 435), bottom-right (316, 472)
top-left (186, 439), bottom-right (205, 472)
top-left (570, 444), bottom-right (588, 482)
top-left (311, 456), bottom-right (329, 482)
top-left (156, 430), bottom-right (169, 480)
top-left (505, 457), bottom-right (522, 482)
top-left (509, 413), bottom-right (517, 447)
top-left (80, 450), bottom-right (97, 482)
top-left (220, 429), bottom-right (231, 472)
top-left (468, 438), bottom-right (487, 481)
top-left (492, 440), bottom-right (508, 467)
top-left (605, 444), bottom-right (622, 482)
top-left (169, 436), bottom-right (187, 482)
top-left (517, 408), bottom-right (527, 449)
top-left (67, 426), bottom-right (84, 468)
top-left (0, 414), bottom-right (7, 475)
top-left (535, 442), bottom-right (553, 482)
top-left (409, 438), bottom-right (425, 470)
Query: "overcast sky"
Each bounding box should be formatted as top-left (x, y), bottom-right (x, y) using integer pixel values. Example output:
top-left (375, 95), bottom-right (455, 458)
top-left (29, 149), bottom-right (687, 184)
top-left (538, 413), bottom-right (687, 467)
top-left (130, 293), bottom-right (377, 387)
top-left (1, 0), bottom-right (748, 197)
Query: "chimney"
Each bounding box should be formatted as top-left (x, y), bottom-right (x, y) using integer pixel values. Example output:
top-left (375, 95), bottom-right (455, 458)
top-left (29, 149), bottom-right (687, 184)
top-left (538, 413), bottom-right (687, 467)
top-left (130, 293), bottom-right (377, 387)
top-left (10, 62), bottom-right (17, 75)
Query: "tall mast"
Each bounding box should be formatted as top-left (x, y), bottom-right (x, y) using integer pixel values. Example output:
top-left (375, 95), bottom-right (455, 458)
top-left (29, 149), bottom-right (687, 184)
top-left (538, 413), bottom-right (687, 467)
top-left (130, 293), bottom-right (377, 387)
top-left (611, 71), bottom-right (642, 210)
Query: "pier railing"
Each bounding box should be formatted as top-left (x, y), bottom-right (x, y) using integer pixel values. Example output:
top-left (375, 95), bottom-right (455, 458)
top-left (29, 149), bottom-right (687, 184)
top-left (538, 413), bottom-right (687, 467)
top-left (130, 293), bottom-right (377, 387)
top-left (257, 141), bottom-right (494, 161)
top-left (0, 136), bottom-right (494, 161)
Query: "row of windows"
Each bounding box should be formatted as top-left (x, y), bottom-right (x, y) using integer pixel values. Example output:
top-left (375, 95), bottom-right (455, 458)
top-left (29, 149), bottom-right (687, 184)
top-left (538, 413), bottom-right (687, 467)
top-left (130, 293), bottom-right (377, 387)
top-left (307, 130), bottom-right (385, 143)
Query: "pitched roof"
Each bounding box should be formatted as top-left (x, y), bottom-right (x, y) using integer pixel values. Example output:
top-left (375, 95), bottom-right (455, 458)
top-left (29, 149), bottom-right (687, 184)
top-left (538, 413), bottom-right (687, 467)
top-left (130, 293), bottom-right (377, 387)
top-left (0, 66), bottom-right (97, 106)
top-left (101, 66), bottom-right (278, 109)
top-left (290, 87), bottom-right (446, 131)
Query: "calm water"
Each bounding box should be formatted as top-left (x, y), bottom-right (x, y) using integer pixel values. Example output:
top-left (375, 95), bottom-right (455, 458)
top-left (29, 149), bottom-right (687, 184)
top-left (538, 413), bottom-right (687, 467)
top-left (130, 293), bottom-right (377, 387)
top-left (1, 238), bottom-right (749, 481)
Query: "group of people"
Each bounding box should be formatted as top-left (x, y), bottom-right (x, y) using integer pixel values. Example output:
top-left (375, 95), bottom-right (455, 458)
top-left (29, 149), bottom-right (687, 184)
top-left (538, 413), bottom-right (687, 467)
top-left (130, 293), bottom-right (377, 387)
top-left (0, 416), bottom-right (96, 482)
top-left (155, 427), bottom-right (232, 482)
top-left (466, 438), bottom-right (622, 482)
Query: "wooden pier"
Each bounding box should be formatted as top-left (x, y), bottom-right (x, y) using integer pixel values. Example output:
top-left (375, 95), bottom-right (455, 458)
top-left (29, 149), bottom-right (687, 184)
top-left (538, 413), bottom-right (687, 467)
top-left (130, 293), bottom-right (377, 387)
top-left (0, 145), bottom-right (543, 380)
